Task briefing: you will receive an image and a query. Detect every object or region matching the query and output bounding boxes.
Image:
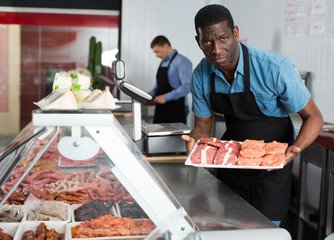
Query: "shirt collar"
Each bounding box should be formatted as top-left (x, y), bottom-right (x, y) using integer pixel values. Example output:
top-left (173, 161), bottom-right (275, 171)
top-left (164, 49), bottom-right (177, 62)
top-left (210, 42), bottom-right (244, 77)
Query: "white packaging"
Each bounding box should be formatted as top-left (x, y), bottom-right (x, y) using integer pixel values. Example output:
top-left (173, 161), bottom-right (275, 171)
top-left (78, 89), bottom-right (118, 110)
top-left (72, 89), bottom-right (92, 104)
top-left (33, 90), bottom-right (78, 110)
top-left (71, 73), bottom-right (91, 90)
top-left (52, 72), bottom-right (72, 91)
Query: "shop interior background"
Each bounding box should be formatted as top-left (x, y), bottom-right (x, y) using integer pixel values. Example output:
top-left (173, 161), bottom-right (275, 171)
top-left (0, 0), bottom-right (333, 134)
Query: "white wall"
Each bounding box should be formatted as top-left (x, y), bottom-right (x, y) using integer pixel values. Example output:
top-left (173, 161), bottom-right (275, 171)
top-left (121, 0), bottom-right (334, 123)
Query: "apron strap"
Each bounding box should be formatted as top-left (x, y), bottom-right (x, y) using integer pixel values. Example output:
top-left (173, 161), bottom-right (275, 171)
top-left (240, 43), bottom-right (250, 92)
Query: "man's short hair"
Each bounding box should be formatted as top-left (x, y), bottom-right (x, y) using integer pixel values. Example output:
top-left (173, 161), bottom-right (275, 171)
top-left (194, 4), bottom-right (234, 35)
top-left (151, 35), bottom-right (171, 48)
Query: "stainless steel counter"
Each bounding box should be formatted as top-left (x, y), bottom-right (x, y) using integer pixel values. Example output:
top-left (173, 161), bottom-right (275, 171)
top-left (152, 163), bottom-right (276, 231)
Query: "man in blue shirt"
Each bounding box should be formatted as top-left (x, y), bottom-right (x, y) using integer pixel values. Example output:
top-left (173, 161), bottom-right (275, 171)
top-left (149, 35), bottom-right (192, 124)
top-left (182, 5), bottom-right (323, 225)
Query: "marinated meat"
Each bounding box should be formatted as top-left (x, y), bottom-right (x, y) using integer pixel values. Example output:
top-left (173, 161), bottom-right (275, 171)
top-left (239, 147), bottom-right (266, 158)
top-left (199, 137), bottom-right (223, 148)
top-left (261, 154), bottom-right (285, 166)
top-left (264, 141), bottom-right (288, 155)
top-left (241, 139), bottom-right (265, 149)
top-left (213, 141), bottom-right (240, 165)
top-left (0, 227), bottom-right (13, 240)
top-left (74, 199), bottom-right (112, 221)
top-left (22, 230), bottom-right (34, 240)
top-left (71, 214), bottom-right (155, 238)
top-left (237, 156), bottom-right (262, 166)
top-left (191, 143), bottom-right (217, 164)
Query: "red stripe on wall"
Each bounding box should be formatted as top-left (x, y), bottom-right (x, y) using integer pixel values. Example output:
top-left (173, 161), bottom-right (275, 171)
top-left (0, 12), bottom-right (119, 27)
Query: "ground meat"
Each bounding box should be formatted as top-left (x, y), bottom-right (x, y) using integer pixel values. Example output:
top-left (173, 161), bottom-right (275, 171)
top-left (261, 154), bottom-right (286, 166)
top-left (241, 139), bottom-right (265, 150)
top-left (237, 156), bottom-right (262, 166)
top-left (264, 141), bottom-right (288, 155)
top-left (239, 147), bottom-right (266, 158)
top-left (199, 137), bottom-right (224, 148)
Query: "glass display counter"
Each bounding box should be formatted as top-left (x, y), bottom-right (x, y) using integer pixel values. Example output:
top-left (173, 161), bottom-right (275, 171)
top-left (0, 109), bottom-right (291, 240)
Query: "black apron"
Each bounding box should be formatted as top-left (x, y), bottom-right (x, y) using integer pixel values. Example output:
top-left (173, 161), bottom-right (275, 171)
top-left (210, 43), bottom-right (294, 220)
top-left (153, 51), bottom-right (186, 124)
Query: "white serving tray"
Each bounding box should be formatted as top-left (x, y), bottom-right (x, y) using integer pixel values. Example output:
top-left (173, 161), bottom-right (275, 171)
top-left (0, 222), bottom-right (19, 238)
top-left (14, 221), bottom-right (66, 240)
top-left (185, 140), bottom-right (284, 170)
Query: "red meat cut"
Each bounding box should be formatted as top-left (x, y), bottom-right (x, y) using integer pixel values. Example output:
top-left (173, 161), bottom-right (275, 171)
top-left (213, 140), bottom-right (240, 165)
top-left (237, 156), bottom-right (263, 166)
top-left (264, 141), bottom-right (288, 155)
top-left (191, 143), bottom-right (218, 164)
top-left (241, 139), bottom-right (265, 150)
top-left (199, 137), bottom-right (224, 148)
top-left (261, 154), bottom-right (285, 166)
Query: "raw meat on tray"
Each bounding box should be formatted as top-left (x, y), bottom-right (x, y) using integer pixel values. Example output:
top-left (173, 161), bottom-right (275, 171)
top-left (189, 137), bottom-right (288, 168)
top-left (213, 141), bottom-right (240, 165)
top-left (199, 137), bottom-right (224, 148)
top-left (191, 143), bottom-right (217, 164)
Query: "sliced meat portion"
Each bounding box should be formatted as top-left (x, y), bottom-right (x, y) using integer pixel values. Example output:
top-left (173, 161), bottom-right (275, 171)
top-left (237, 156), bottom-right (262, 166)
top-left (239, 147), bottom-right (266, 158)
top-left (191, 143), bottom-right (218, 164)
top-left (199, 137), bottom-right (224, 148)
top-left (241, 139), bottom-right (265, 150)
top-left (214, 140), bottom-right (240, 165)
top-left (264, 141), bottom-right (288, 155)
top-left (261, 154), bottom-right (285, 167)
top-left (214, 147), bottom-right (238, 165)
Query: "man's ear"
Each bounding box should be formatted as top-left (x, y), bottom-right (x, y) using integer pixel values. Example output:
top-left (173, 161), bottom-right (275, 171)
top-left (195, 35), bottom-right (201, 48)
top-left (233, 25), bottom-right (239, 41)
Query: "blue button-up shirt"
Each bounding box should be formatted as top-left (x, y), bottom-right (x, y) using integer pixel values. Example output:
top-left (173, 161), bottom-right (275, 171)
top-left (191, 42), bottom-right (310, 118)
top-left (150, 50), bottom-right (192, 106)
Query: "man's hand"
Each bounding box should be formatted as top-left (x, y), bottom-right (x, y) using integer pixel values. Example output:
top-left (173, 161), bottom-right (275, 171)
top-left (181, 135), bottom-right (196, 155)
top-left (284, 145), bottom-right (301, 165)
top-left (153, 95), bottom-right (166, 104)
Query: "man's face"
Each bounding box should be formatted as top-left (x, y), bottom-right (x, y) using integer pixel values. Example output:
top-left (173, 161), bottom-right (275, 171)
top-left (152, 44), bottom-right (169, 60)
top-left (196, 21), bottom-right (239, 71)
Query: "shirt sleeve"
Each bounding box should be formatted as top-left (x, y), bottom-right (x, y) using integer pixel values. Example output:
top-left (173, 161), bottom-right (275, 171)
top-left (149, 84), bottom-right (157, 98)
top-left (164, 57), bottom-right (192, 102)
top-left (191, 67), bottom-right (213, 118)
top-left (275, 60), bottom-right (311, 113)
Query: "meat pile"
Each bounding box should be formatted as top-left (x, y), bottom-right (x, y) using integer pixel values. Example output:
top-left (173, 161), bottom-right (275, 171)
top-left (191, 137), bottom-right (288, 167)
top-left (238, 140), bottom-right (288, 167)
top-left (71, 214), bottom-right (155, 238)
top-left (22, 222), bottom-right (64, 240)
top-left (0, 227), bottom-right (13, 240)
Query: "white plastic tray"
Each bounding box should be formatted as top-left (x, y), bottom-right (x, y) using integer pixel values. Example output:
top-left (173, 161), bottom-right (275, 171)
top-left (14, 221), bottom-right (66, 240)
top-left (0, 222), bottom-right (19, 238)
top-left (185, 140), bottom-right (284, 170)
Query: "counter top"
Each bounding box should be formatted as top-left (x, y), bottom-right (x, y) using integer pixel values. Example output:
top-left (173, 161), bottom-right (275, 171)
top-left (152, 163), bottom-right (276, 231)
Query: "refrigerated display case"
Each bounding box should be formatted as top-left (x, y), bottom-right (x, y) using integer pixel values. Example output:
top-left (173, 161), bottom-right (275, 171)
top-left (0, 109), bottom-right (291, 239)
